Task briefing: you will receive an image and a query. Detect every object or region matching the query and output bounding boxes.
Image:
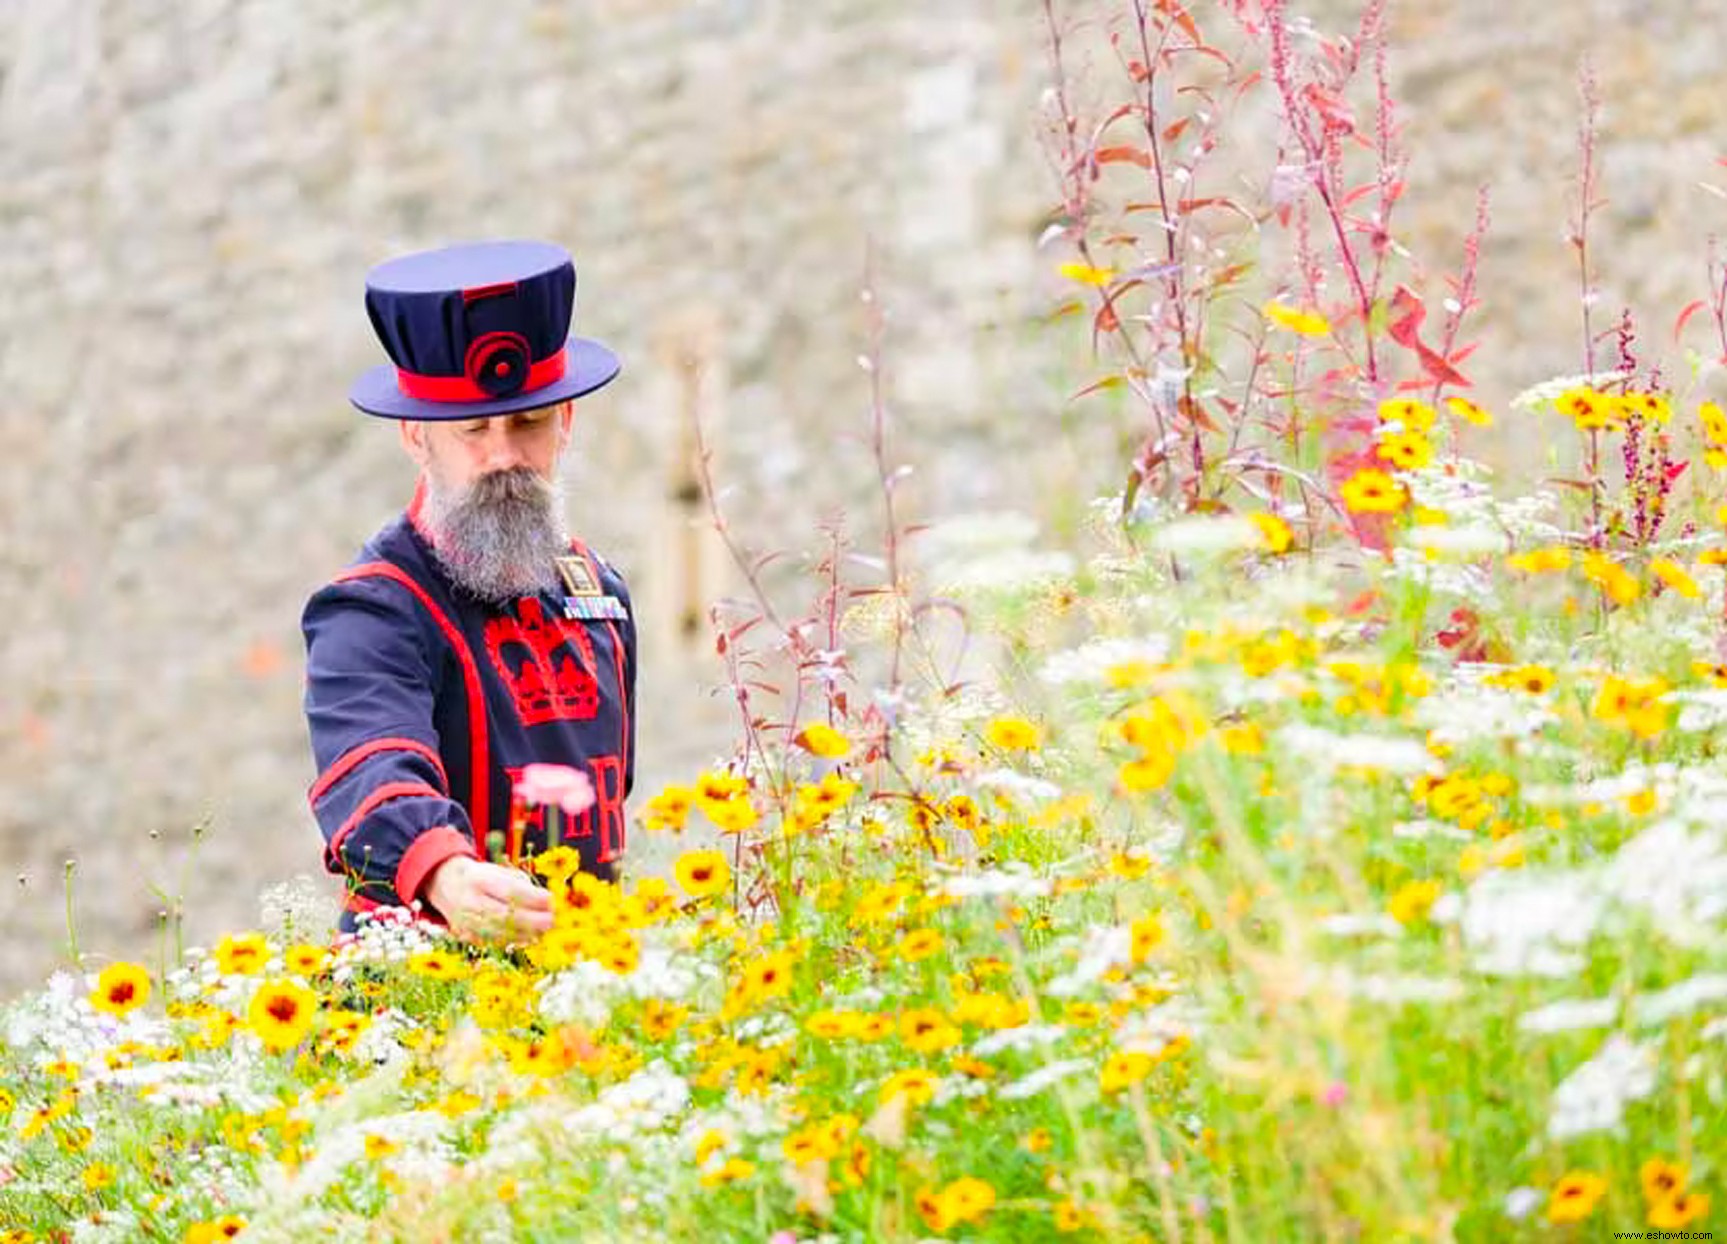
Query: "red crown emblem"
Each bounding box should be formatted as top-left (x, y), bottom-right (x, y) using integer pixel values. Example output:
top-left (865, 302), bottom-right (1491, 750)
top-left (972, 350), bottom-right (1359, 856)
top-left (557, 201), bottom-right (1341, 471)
top-left (484, 597), bottom-right (601, 726)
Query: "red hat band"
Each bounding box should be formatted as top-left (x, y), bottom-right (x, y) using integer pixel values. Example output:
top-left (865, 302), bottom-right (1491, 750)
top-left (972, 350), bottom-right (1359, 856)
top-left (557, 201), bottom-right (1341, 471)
top-left (396, 336), bottom-right (567, 403)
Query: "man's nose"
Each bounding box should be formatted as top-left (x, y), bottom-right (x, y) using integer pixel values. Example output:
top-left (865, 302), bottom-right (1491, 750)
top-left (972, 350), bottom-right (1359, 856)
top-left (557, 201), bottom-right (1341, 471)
top-left (477, 422), bottom-right (527, 470)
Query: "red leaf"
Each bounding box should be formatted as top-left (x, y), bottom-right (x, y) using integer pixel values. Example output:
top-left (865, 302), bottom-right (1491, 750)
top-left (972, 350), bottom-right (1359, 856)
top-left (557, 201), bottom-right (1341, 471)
top-left (1339, 182), bottom-right (1378, 209)
top-left (1178, 395), bottom-right (1218, 432)
top-left (1386, 285), bottom-right (1425, 349)
top-left (1156, 0), bottom-right (1202, 43)
top-left (1416, 342), bottom-right (1469, 387)
top-left (1096, 145), bottom-right (1154, 169)
top-left (1675, 298), bottom-right (1708, 341)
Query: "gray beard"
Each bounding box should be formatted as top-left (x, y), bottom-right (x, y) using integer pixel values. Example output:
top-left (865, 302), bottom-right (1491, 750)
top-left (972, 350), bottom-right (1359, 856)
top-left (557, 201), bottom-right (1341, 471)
top-left (420, 466), bottom-right (567, 605)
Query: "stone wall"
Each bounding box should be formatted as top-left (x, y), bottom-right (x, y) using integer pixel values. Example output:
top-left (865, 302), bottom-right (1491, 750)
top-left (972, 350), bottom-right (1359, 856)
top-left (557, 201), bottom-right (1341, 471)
top-left (1, 0), bottom-right (1722, 992)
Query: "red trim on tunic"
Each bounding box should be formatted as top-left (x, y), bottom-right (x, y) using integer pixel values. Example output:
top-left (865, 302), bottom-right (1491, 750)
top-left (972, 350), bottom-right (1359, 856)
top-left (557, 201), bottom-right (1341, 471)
top-left (396, 824), bottom-right (481, 907)
top-left (327, 780), bottom-right (443, 861)
top-left (570, 541), bottom-right (632, 863)
top-left (332, 561), bottom-right (491, 847)
top-left (309, 736), bottom-right (448, 807)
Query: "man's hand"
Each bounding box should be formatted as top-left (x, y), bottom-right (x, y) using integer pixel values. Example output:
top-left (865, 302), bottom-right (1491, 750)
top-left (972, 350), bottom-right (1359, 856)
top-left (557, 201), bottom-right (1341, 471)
top-left (421, 855), bottom-right (553, 945)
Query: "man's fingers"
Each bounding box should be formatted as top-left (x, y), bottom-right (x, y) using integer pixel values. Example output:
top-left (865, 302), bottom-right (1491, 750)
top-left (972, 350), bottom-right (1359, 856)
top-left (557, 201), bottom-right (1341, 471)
top-left (475, 871), bottom-right (552, 911)
top-left (465, 894), bottom-right (553, 938)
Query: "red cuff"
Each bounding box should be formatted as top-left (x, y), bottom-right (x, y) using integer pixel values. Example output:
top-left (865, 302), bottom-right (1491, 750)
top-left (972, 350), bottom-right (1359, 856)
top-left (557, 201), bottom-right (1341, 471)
top-left (395, 826), bottom-right (479, 908)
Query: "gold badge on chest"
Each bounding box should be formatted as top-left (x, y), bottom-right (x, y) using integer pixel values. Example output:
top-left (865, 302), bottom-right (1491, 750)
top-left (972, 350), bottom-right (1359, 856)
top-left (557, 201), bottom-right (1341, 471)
top-left (555, 555), bottom-right (602, 597)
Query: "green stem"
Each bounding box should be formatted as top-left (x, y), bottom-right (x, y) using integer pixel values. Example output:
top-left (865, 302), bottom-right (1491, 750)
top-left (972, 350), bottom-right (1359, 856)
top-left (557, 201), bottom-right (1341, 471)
top-left (63, 858), bottom-right (80, 966)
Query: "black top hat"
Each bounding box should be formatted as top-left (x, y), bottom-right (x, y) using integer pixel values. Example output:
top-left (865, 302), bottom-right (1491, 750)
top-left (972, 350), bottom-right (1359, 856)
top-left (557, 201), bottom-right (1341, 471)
top-left (349, 240), bottom-right (621, 420)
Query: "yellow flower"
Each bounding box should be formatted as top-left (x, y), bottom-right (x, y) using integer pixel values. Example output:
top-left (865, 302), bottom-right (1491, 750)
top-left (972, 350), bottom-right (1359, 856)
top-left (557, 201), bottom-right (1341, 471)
top-left (1107, 850), bottom-right (1153, 880)
top-left (737, 948), bottom-right (798, 1003)
top-left (984, 716), bottom-right (1041, 751)
top-left (1250, 511), bottom-right (1294, 554)
top-left (1701, 400), bottom-right (1727, 446)
top-left (704, 797), bottom-right (759, 835)
top-left (407, 948), bottom-right (471, 981)
top-left (794, 772), bottom-right (859, 823)
top-left (1649, 1191), bottom-right (1711, 1229)
top-left (942, 1176), bottom-right (997, 1224)
top-left (675, 849), bottom-right (731, 899)
top-left (1445, 394), bottom-right (1493, 426)
top-left (1592, 674), bottom-right (1671, 739)
top-left (1555, 386), bottom-right (1619, 430)
top-left (247, 979), bottom-right (318, 1052)
top-left (794, 722), bottom-right (851, 758)
top-left (640, 999), bottom-right (687, 1041)
top-left (81, 1162), bottom-right (115, 1191)
top-left (643, 785), bottom-right (694, 832)
top-left (1547, 1171), bottom-right (1609, 1224)
top-left (1340, 468), bottom-right (1408, 514)
top-left (1054, 1199), bottom-right (1089, 1232)
top-left (1640, 1157), bottom-right (1688, 1203)
top-left (1375, 430), bottom-right (1434, 471)
top-left (1388, 879), bottom-right (1442, 925)
top-left (915, 1185), bottom-right (955, 1233)
top-left (91, 962), bottom-right (151, 1018)
top-left (1118, 752), bottom-right (1175, 794)
top-left (1100, 1049), bottom-right (1155, 1092)
top-left (213, 931), bottom-right (270, 976)
top-left (897, 928), bottom-right (945, 962)
top-left (1695, 660), bottom-right (1727, 688)
top-left (880, 1068), bottom-right (939, 1107)
top-left (1487, 664), bottom-right (1555, 695)
top-left (899, 1009), bottom-right (962, 1054)
top-left (1622, 390), bottom-right (1672, 424)
top-left (1377, 397), bottom-right (1436, 432)
top-left (363, 1133), bottom-right (399, 1161)
top-left (1129, 914), bottom-right (1164, 963)
top-left (1651, 557), bottom-right (1701, 599)
top-left (1061, 262), bottom-right (1116, 288)
top-left (804, 1009), bottom-right (857, 1040)
top-left (1506, 545), bottom-right (1571, 573)
top-left (283, 944), bottom-right (329, 977)
top-left (1262, 301), bottom-right (1331, 336)
top-left (1020, 1127), bottom-right (1053, 1154)
top-left (1582, 551), bottom-right (1641, 606)
top-left (699, 1156), bottom-right (756, 1188)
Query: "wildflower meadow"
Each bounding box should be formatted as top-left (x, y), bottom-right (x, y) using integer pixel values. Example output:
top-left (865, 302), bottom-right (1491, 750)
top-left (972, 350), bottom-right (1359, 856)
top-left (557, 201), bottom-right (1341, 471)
top-left (5, 2), bottom-right (1727, 1240)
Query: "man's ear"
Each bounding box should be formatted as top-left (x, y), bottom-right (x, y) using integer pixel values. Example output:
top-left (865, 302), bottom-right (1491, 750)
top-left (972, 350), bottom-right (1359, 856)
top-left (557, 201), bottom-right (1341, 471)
top-left (398, 418), bottom-right (430, 468)
top-left (557, 400), bottom-right (575, 447)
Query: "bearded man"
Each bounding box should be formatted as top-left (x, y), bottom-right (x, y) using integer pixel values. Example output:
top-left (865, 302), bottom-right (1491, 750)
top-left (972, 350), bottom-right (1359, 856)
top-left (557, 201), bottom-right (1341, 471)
top-left (301, 240), bottom-right (636, 943)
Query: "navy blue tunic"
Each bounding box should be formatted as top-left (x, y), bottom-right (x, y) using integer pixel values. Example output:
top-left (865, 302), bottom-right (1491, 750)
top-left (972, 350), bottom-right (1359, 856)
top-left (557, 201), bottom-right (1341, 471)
top-left (301, 501), bottom-right (636, 926)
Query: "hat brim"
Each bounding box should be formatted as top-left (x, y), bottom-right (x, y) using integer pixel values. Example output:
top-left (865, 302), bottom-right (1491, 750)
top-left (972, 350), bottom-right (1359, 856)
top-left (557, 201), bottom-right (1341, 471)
top-left (348, 337), bottom-right (621, 420)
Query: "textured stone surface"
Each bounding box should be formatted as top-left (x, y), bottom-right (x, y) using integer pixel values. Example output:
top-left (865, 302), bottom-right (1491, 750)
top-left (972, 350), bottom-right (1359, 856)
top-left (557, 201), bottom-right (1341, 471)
top-left (1, 0), bottom-right (1722, 991)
